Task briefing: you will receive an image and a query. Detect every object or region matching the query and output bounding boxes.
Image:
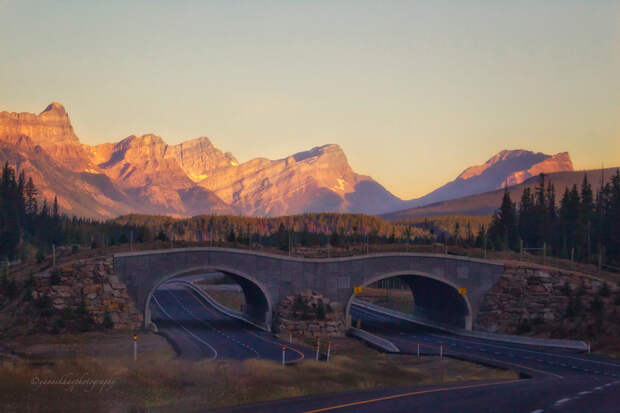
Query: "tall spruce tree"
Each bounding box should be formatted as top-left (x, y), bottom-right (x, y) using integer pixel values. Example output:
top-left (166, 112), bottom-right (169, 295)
top-left (488, 188), bottom-right (518, 251)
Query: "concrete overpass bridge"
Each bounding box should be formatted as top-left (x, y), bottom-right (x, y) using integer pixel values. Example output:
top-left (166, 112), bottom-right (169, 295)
top-left (114, 248), bottom-right (505, 331)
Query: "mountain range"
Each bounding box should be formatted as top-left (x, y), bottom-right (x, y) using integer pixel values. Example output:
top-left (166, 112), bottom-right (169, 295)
top-left (381, 168), bottom-right (618, 221)
top-left (0, 102), bottom-right (575, 219)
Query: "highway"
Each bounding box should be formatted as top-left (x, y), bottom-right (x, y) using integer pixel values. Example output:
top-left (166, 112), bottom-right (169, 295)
top-left (350, 303), bottom-right (620, 381)
top-left (150, 282), bottom-right (310, 363)
top-left (211, 302), bottom-right (620, 413)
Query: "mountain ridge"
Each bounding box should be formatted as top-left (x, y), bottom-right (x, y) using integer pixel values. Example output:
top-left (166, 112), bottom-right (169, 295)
top-left (402, 149), bottom-right (574, 209)
top-left (0, 103), bottom-right (405, 218)
top-left (381, 168), bottom-right (618, 221)
top-left (0, 102), bottom-right (576, 219)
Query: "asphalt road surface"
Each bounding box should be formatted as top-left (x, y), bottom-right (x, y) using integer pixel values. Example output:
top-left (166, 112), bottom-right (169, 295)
top-left (150, 283), bottom-right (311, 363)
top-left (209, 303), bottom-right (620, 413)
top-left (151, 284), bottom-right (620, 412)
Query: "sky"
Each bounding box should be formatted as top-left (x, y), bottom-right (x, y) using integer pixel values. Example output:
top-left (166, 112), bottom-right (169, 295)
top-left (1, 1), bottom-right (619, 199)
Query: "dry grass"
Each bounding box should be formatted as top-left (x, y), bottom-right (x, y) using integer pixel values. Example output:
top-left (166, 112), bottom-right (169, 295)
top-left (357, 287), bottom-right (414, 314)
top-left (200, 289), bottom-right (245, 313)
top-left (0, 333), bottom-right (518, 412)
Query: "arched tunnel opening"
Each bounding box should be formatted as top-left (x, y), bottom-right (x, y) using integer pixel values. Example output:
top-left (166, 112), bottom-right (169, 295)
top-left (146, 269), bottom-right (272, 332)
top-left (350, 274), bottom-right (471, 330)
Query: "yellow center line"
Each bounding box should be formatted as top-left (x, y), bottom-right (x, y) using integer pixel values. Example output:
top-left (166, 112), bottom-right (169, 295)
top-left (185, 286), bottom-right (305, 362)
top-left (302, 379), bottom-right (524, 413)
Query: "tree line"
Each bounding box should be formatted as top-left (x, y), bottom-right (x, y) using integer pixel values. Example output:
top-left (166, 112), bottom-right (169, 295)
top-left (0, 163), bottom-right (150, 262)
top-left (0, 163), bottom-right (435, 261)
top-left (113, 212), bottom-right (434, 250)
top-left (487, 171), bottom-right (620, 268)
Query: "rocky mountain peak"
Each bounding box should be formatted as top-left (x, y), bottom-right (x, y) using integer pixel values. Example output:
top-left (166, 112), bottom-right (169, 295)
top-left (504, 151), bottom-right (574, 187)
top-left (172, 136), bottom-right (239, 182)
top-left (457, 149), bottom-right (549, 181)
top-left (40, 102), bottom-right (68, 117)
top-left (292, 144), bottom-right (345, 162)
top-left (406, 149), bottom-right (575, 209)
top-left (0, 102), bottom-right (77, 141)
top-left (126, 133), bottom-right (165, 146)
top-left (111, 134), bottom-right (168, 162)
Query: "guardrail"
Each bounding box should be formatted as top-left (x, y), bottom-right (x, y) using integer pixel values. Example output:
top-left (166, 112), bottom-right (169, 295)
top-left (348, 327), bottom-right (400, 353)
top-left (352, 299), bottom-right (588, 351)
top-left (165, 280), bottom-right (270, 332)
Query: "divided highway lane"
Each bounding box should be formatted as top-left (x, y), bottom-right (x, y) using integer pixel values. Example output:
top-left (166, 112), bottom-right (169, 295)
top-left (151, 283), bottom-right (311, 363)
top-left (213, 304), bottom-right (620, 412)
top-left (346, 303), bottom-right (620, 413)
top-left (350, 304), bottom-right (620, 379)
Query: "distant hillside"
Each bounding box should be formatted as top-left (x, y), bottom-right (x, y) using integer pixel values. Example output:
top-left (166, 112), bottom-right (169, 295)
top-left (402, 149), bottom-right (573, 209)
top-left (381, 168), bottom-right (620, 220)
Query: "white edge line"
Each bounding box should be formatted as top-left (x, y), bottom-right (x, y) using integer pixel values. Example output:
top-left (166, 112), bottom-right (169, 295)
top-left (152, 294), bottom-right (218, 360)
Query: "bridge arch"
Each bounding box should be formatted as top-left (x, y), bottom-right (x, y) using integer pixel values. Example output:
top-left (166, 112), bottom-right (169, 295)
top-left (144, 265), bottom-right (274, 331)
top-left (345, 270), bottom-right (473, 330)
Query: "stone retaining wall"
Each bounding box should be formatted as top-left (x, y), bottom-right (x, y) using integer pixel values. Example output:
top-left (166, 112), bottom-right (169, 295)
top-left (475, 262), bottom-right (619, 337)
top-left (274, 290), bottom-right (346, 338)
top-left (32, 257), bottom-right (142, 330)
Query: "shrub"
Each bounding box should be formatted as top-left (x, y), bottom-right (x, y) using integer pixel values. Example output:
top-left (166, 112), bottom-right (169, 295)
top-left (590, 296), bottom-right (604, 315)
top-left (292, 295), bottom-right (305, 319)
top-left (5, 279), bottom-right (18, 300)
top-left (598, 283), bottom-right (611, 298)
top-left (61, 307), bottom-right (76, 321)
top-left (36, 249), bottom-right (46, 263)
top-left (103, 312), bottom-right (114, 329)
top-left (559, 281), bottom-right (572, 296)
top-left (326, 303), bottom-right (333, 314)
top-left (50, 318), bottom-right (66, 335)
top-left (36, 294), bottom-right (54, 317)
top-left (50, 268), bottom-right (62, 285)
top-left (316, 300), bottom-right (326, 320)
top-left (155, 230), bottom-right (168, 242)
top-left (23, 284), bottom-right (32, 302)
top-left (516, 319), bottom-right (531, 334)
top-left (565, 294), bottom-right (583, 318)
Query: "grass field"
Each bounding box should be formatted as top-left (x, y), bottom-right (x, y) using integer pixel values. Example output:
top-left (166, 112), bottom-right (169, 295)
top-left (356, 286), bottom-right (414, 314)
top-left (0, 331), bottom-right (518, 412)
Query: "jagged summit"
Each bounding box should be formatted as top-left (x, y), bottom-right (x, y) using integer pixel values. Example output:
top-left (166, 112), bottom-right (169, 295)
top-left (0, 101), bottom-right (79, 147)
top-left (292, 144), bottom-right (343, 162)
top-left (457, 149), bottom-right (548, 180)
top-left (40, 102), bottom-right (68, 116)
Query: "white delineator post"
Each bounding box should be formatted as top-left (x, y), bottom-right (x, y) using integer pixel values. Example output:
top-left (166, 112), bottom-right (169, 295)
top-left (282, 346), bottom-right (286, 366)
top-left (133, 334), bottom-right (138, 362)
top-left (327, 341), bottom-right (331, 362)
top-left (315, 338), bottom-right (320, 361)
top-left (417, 343), bottom-right (420, 360)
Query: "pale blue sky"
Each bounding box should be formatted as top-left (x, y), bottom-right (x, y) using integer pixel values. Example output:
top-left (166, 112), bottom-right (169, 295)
top-left (1, 1), bottom-right (618, 198)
